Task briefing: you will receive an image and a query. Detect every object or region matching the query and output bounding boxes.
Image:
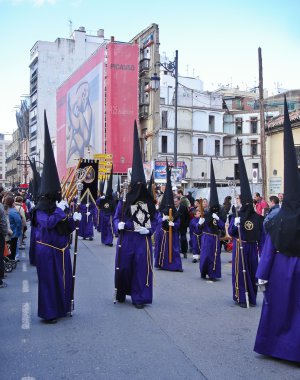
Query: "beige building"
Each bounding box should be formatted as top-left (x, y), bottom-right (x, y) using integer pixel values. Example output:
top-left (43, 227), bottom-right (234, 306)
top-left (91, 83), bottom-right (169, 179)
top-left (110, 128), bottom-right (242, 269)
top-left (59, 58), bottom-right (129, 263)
top-left (266, 108), bottom-right (300, 196)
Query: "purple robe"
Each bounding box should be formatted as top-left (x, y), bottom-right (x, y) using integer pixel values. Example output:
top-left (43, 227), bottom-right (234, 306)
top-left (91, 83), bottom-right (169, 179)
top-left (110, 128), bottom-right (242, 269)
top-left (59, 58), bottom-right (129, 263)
top-left (189, 217), bottom-right (201, 260)
top-left (113, 202), bottom-right (157, 305)
top-left (29, 224), bottom-right (36, 266)
top-left (228, 219), bottom-right (259, 305)
top-left (199, 218), bottom-right (224, 279)
top-left (100, 212), bottom-right (114, 245)
top-left (154, 214), bottom-right (182, 271)
top-left (35, 208), bottom-right (75, 320)
top-left (78, 203), bottom-right (95, 239)
top-left (254, 235), bottom-right (300, 362)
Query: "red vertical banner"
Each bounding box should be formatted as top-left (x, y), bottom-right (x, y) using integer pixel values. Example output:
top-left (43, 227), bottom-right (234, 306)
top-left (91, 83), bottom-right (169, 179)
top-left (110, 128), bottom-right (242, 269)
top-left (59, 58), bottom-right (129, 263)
top-left (106, 43), bottom-right (139, 173)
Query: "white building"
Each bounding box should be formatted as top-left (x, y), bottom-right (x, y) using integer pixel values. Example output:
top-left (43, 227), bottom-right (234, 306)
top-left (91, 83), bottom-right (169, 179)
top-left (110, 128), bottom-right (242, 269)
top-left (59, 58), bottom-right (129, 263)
top-left (157, 66), bottom-right (224, 187)
top-left (0, 133), bottom-right (12, 187)
top-left (29, 27), bottom-right (106, 163)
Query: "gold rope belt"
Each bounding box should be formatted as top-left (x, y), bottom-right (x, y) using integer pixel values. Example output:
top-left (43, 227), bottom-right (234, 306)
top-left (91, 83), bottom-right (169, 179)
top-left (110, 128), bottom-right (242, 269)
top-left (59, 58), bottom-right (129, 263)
top-left (36, 240), bottom-right (70, 290)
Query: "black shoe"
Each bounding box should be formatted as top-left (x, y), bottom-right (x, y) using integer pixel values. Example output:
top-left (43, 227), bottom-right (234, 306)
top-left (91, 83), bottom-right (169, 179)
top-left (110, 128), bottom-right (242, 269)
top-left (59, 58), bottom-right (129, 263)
top-left (177, 268), bottom-right (184, 272)
top-left (106, 243), bottom-right (113, 247)
top-left (192, 259), bottom-right (197, 263)
top-left (43, 318), bottom-right (57, 324)
top-left (89, 237), bottom-right (93, 241)
top-left (201, 274), bottom-right (206, 279)
top-left (183, 253), bottom-right (187, 259)
top-left (239, 303), bottom-right (247, 308)
top-left (133, 304), bottom-right (144, 309)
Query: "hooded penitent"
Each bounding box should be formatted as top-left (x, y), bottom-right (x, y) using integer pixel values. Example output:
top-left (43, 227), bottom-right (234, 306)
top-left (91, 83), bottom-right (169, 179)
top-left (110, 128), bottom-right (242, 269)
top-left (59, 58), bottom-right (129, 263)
top-left (125, 120), bottom-right (156, 222)
top-left (99, 167), bottom-right (116, 214)
top-left (147, 170), bottom-right (155, 201)
top-left (159, 159), bottom-right (175, 211)
top-left (28, 156), bottom-right (41, 202)
top-left (267, 97), bottom-right (300, 257)
top-left (35, 110), bottom-right (62, 213)
top-left (237, 139), bottom-right (263, 241)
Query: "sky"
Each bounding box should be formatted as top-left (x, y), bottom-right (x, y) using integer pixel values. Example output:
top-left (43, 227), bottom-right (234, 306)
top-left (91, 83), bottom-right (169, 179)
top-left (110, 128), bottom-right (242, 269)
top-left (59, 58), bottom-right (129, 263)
top-left (1, 0), bottom-right (300, 136)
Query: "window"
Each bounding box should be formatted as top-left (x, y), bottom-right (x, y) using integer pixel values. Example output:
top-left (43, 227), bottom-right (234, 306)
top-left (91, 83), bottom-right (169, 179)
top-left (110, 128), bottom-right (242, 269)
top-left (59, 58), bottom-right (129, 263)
top-left (251, 140), bottom-right (258, 155)
top-left (215, 140), bottom-right (220, 156)
top-left (209, 115), bottom-right (215, 132)
top-left (250, 117), bottom-right (258, 134)
top-left (234, 164), bottom-right (240, 180)
top-left (198, 138), bottom-right (203, 155)
top-left (162, 110), bottom-right (168, 129)
top-left (162, 136), bottom-right (168, 153)
top-left (235, 117), bottom-right (243, 135)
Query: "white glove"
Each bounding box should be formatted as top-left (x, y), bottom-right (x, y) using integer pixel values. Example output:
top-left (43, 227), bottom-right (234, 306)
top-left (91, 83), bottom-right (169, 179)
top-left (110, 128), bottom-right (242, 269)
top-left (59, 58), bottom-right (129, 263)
top-left (138, 227), bottom-right (150, 235)
top-left (118, 221), bottom-right (125, 230)
top-left (73, 212), bottom-right (82, 222)
top-left (258, 279), bottom-right (268, 285)
top-left (212, 213), bottom-right (219, 221)
top-left (234, 217), bottom-right (240, 226)
top-left (155, 204), bottom-right (159, 210)
top-left (162, 214), bottom-right (169, 221)
top-left (56, 200), bottom-right (68, 211)
top-left (86, 212), bottom-right (91, 217)
top-left (168, 221), bottom-right (174, 227)
top-left (198, 217), bottom-right (205, 225)
top-left (100, 195), bottom-right (105, 199)
top-left (86, 203), bottom-right (90, 207)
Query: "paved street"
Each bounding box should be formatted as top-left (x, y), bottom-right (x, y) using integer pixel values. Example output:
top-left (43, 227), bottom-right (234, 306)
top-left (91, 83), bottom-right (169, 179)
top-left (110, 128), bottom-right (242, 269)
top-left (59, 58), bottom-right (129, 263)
top-left (1, 229), bottom-right (299, 380)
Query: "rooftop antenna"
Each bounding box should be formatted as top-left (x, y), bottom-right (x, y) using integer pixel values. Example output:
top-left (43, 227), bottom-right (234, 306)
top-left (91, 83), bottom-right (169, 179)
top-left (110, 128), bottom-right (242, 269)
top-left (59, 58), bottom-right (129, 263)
top-left (68, 19), bottom-right (73, 37)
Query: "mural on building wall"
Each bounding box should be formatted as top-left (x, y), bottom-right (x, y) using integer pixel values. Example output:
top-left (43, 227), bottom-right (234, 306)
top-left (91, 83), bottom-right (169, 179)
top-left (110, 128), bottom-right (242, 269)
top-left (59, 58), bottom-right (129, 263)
top-left (66, 64), bottom-right (102, 165)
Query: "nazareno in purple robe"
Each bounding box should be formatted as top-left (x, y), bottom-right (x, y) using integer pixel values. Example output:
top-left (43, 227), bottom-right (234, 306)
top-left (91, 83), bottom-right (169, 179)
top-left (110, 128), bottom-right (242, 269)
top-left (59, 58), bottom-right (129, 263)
top-left (189, 217), bottom-right (201, 260)
top-left (199, 218), bottom-right (224, 280)
top-left (78, 203), bottom-right (95, 239)
top-left (228, 218), bottom-right (259, 306)
top-left (35, 208), bottom-right (75, 320)
top-left (113, 201), bottom-right (157, 305)
top-left (254, 234), bottom-right (300, 363)
top-left (154, 214), bottom-right (182, 271)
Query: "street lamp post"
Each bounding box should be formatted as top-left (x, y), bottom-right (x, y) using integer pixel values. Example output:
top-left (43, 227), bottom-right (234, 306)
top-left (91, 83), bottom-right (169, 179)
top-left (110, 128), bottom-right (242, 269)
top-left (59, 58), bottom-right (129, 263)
top-left (151, 50), bottom-right (179, 168)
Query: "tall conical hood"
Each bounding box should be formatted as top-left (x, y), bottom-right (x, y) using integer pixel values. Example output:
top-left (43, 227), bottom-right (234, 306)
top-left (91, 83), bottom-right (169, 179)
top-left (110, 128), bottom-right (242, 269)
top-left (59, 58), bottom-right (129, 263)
top-left (100, 179), bottom-right (106, 196)
top-left (267, 96), bottom-right (300, 257)
top-left (28, 156), bottom-right (41, 201)
top-left (39, 111), bottom-right (61, 199)
top-left (282, 96), bottom-right (300, 207)
top-left (147, 170), bottom-right (154, 195)
top-left (237, 139), bottom-right (252, 205)
top-left (106, 166), bottom-right (113, 197)
top-left (209, 158), bottom-right (219, 210)
top-left (130, 120), bottom-right (146, 186)
top-left (159, 159), bottom-right (174, 212)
